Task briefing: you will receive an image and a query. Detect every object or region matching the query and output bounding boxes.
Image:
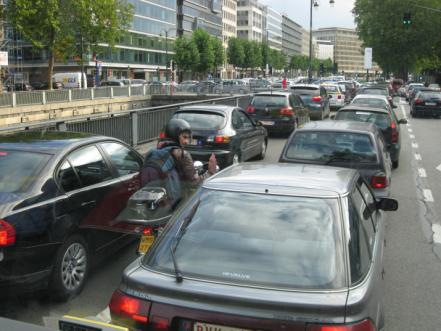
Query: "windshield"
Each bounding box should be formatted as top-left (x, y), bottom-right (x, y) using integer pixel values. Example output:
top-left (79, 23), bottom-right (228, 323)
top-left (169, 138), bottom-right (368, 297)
top-left (419, 92), bottom-right (441, 99)
top-left (251, 95), bottom-right (288, 107)
top-left (145, 190), bottom-right (344, 289)
top-left (0, 150), bottom-right (50, 193)
top-left (352, 98), bottom-right (388, 109)
top-left (335, 110), bottom-right (391, 130)
top-left (173, 112), bottom-right (226, 130)
top-left (285, 131), bottom-right (377, 163)
top-left (359, 88), bottom-right (388, 96)
top-left (323, 85), bottom-right (340, 93)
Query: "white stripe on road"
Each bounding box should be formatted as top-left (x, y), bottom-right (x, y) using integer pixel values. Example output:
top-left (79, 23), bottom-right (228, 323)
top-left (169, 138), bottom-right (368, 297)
top-left (415, 154), bottom-right (422, 160)
top-left (418, 168), bottom-right (427, 178)
top-left (412, 142), bottom-right (419, 148)
top-left (437, 164), bottom-right (441, 172)
top-left (408, 128), bottom-right (413, 133)
top-left (400, 105), bottom-right (408, 120)
top-left (410, 134), bottom-right (415, 139)
top-left (424, 189), bottom-right (434, 202)
top-left (432, 224), bottom-right (441, 244)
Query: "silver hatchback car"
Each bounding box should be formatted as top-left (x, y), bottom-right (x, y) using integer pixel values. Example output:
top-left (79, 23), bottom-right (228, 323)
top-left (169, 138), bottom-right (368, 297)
top-left (109, 163), bottom-right (398, 331)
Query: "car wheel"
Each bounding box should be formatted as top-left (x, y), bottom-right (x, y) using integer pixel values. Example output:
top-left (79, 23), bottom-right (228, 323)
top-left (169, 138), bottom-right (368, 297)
top-left (392, 159), bottom-right (399, 169)
top-left (257, 140), bottom-right (267, 160)
top-left (50, 235), bottom-right (89, 301)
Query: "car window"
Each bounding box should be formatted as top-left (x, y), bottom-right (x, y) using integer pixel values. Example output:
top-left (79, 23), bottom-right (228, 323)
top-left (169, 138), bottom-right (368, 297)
top-left (57, 160), bottom-right (82, 192)
top-left (352, 98), bottom-right (388, 109)
top-left (146, 190), bottom-right (345, 289)
top-left (67, 145), bottom-right (113, 187)
top-left (285, 131), bottom-right (377, 163)
top-left (358, 181), bottom-right (377, 228)
top-left (251, 95), bottom-right (288, 107)
top-left (232, 110), bottom-right (243, 129)
top-left (335, 110), bottom-right (391, 130)
top-left (174, 111), bottom-right (226, 130)
top-left (237, 111), bottom-right (253, 128)
top-left (100, 142), bottom-right (142, 176)
top-left (0, 150), bottom-right (50, 193)
top-left (352, 186), bottom-right (375, 250)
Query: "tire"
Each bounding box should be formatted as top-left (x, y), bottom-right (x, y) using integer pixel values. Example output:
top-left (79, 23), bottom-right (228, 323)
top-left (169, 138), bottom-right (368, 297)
top-left (257, 140), bottom-right (267, 160)
top-left (392, 159), bottom-right (399, 169)
top-left (50, 235), bottom-right (89, 301)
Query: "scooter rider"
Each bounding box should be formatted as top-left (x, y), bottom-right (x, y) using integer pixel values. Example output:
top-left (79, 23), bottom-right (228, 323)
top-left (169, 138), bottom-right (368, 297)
top-left (159, 118), bottom-right (217, 185)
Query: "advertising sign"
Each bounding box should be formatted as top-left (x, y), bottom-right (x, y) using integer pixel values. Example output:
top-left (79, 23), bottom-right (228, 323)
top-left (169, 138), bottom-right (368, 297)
top-left (0, 51), bottom-right (8, 66)
top-left (364, 47), bottom-right (372, 70)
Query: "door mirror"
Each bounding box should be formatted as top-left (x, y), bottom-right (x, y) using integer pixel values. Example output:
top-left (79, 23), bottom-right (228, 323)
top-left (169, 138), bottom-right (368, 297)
top-left (398, 118), bottom-right (408, 124)
top-left (255, 120), bottom-right (263, 127)
top-left (376, 198), bottom-right (398, 211)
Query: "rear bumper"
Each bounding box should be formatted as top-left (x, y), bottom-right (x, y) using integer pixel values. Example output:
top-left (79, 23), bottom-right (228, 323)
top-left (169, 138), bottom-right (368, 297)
top-left (185, 148), bottom-right (232, 169)
top-left (414, 106), bottom-right (441, 116)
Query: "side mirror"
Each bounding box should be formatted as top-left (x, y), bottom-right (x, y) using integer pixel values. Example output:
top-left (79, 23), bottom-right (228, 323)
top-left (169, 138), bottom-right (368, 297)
top-left (256, 120), bottom-right (263, 127)
top-left (398, 118), bottom-right (408, 124)
top-left (377, 198), bottom-right (398, 211)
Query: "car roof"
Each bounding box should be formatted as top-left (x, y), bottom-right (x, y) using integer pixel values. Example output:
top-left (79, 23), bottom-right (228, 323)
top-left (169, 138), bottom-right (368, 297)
top-left (204, 163), bottom-right (357, 197)
top-left (339, 105), bottom-right (390, 114)
top-left (179, 104), bottom-right (236, 113)
top-left (0, 131), bottom-right (111, 154)
top-left (352, 94), bottom-right (389, 101)
top-left (298, 120), bottom-right (378, 133)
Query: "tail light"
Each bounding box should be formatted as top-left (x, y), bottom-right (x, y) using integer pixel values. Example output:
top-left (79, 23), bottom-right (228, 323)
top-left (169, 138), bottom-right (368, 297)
top-left (280, 107), bottom-right (294, 116)
top-left (214, 135), bottom-right (231, 143)
top-left (246, 105), bottom-right (255, 113)
top-left (0, 219), bottom-right (16, 247)
top-left (143, 227), bottom-right (153, 235)
top-left (312, 96), bottom-right (322, 102)
top-left (109, 291), bottom-right (151, 324)
top-left (159, 131), bottom-right (166, 139)
top-left (390, 120), bottom-right (399, 143)
top-left (371, 173), bottom-right (388, 189)
top-left (415, 98), bottom-right (424, 105)
top-left (307, 319), bottom-right (376, 331)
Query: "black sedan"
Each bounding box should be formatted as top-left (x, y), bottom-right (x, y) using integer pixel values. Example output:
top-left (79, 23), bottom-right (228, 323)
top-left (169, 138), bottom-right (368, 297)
top-left (0, 131), bottom-right (144, 300)
top-left (167, 105), bottom-right (267, 168)
top-left (410, 90), bottom-right (441, 118)
top-left (109, 163), bottom-right (398, 331)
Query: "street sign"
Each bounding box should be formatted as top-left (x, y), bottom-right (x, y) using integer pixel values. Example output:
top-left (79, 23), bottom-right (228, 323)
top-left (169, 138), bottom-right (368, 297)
top-left (0, 51), bottom-right (8, 66)
top-left (364, 47), bottom-right (372, 70)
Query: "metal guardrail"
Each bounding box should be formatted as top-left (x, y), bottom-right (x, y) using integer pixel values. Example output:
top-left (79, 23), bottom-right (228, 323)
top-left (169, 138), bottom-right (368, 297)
top-left (46, 89), bottom-right (69, 103)
top-left (16, 91), bottom-right (44, 106)
top-left (0, 95), bottom-right (252, 147)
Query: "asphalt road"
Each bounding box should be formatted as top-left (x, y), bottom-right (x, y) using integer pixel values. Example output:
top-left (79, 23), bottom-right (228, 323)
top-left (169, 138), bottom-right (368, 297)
top-left (3, 102), bottom-right (441, 330)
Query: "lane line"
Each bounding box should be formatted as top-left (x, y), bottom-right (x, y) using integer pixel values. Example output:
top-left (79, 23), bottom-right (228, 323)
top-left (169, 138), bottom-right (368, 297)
top-left (432, 224), bottom-right (441, 244)
top-left (418, 168), bottom-right (427, 178)
top-left (437, 164), bottom-right (441, 172)
top-left (424, 189), bottom-right (434, 202)
top-left (415, 154), bottom-right (422, 160)
top-left (400, 105), bottom-right (408, 120)
top-left (412, 142), bottom-right (419, 148)
top-left (408, 128), bottom-right (413, 133)
top-left (410, 134), bottom-right (415, 139)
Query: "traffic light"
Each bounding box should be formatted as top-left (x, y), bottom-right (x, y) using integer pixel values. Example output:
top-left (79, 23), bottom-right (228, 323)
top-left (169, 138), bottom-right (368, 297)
top-left (403, 11), bottom-right (412, 25)
top-left (319, 63), bottom-right (324, 75)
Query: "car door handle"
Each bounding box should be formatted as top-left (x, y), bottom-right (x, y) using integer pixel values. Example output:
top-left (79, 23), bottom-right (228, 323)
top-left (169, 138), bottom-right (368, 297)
top-left (81, 200), bottom-right (96, 207)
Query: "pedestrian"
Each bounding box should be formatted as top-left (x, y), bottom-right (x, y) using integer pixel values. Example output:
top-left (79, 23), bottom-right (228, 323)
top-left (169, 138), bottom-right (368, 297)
top-left (282, 76), bottom-right (287, 89)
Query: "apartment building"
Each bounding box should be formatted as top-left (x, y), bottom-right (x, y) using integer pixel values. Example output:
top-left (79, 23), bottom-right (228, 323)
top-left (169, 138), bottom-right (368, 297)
top-left (223, 0), bottom-right (237, 78)
top-left (282, 14), bottom-right (302, 58)
top-left (263, 6), bottom-right (282, 51)
top-left (237, 0), bottom-right (264, 42)
top-left (316, 40), bottom-right (334, 61)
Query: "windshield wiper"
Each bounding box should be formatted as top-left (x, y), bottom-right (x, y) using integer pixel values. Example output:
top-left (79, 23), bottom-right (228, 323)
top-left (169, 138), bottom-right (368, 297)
top-left (324, 151), bottom-right (361, 165)
top-left (169, 200), bottom-right (200, 283)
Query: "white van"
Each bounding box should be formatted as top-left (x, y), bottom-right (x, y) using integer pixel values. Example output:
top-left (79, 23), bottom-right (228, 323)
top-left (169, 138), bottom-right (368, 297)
top-left (52, 72), bottom-right (88, 89)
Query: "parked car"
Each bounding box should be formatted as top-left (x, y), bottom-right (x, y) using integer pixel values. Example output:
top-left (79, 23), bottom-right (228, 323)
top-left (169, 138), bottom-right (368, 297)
top-left (164, 105), bottom-right (267, 168)
top-left (334, 105), bottom-right (407, 168)
top-left (290, 84), bottom-right (330, 120)
top-left (214, 79), bottom-right (249, 94)
top-left (428, 83), bottom-right (440, 91)
top-left (31, 82), bottom-right (63, 90)
top-left (279, 121), bottom-right (393, 199)
top-left (405, 83), bottom-right (424, 100)
top-left (249, 78), bottom-right (272, 92)
top-left (408, 87), bottom-right (433, 105)
top-left (246, 91), bottom-right (310, 135)
top-left (8, 83), bottom-right (33, 92)
top-left (100, 80), bottom-right (125, 87)
top-left (0, 131), bottom-right (144, 300)
top-left (410, 90), bottom-right (441, 118)
top-left (321, 83), bottom-right (346, 110)
top-left (109, 162), bottom-right (398, 331)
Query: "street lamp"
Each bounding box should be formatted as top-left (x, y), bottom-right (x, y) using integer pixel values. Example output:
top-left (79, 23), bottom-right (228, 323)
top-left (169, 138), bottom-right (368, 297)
top-left (160, 28), bottom-right (175, 82)
top-left (308, 0), bottom-right (335, 83)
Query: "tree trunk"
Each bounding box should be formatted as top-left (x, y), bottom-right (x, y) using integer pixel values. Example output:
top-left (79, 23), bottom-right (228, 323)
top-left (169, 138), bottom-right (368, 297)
top-left (47, 48), bottom-right (54, 90)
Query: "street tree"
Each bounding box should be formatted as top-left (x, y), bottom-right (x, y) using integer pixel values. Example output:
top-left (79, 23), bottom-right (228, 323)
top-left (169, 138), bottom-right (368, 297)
top-left (6, 0), bottom-right (133, 88)
top-left (227, 37), bottom-right (245, 70)
top-left (174, 36), bottom-right (200, 78)
top-left (192, 28), bottom-right (215, 77)
top-left (212, 36), bottom-right (225, 74)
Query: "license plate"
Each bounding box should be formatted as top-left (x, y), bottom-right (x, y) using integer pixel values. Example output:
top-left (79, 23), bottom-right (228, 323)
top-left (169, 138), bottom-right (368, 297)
top-left (193, 322), bottom-right (252, 331)
top-left (138, 234), bottom-right (155, 254)
top-left (426, 102), bottom-right (436, 106)
top-left (260, 120), bottom-right (274, 126)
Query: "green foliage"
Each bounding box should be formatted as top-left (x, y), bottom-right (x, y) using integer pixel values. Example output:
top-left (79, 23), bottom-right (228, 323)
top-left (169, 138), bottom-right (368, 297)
top-left (192, 28), bottom-right (215, 75)
top-left (212, 37), bottom-right (225, 71)
top-left (290, 55), bottom-right (309, 71)
top-left (173, 37), bottom-right (199, 73)
top-left (227, 37), bottom-right (245, 68)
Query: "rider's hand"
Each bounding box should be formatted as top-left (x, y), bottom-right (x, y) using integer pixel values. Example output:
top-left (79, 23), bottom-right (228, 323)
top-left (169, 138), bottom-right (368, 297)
top-left (208, 153), bottom-right (217, 174)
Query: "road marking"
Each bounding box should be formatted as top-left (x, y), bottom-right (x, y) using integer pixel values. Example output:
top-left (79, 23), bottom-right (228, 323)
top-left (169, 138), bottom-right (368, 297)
top-left (412, 142), bottom-right (419, 148)
top-left (437, 164), bottom-right (441, 172)
top-left (408, 128), bottom-right (413, 133)
top-left (410, 134), bottom-right (415, 139)
top-left (418, 168), bottom-right (427, 178)
top-left (400, 105), bottom-right (408, 120)
top-left (424, 189), bottom-right (434, 202)
top-left (415, 153), bottom-right (422, 160)
top-left (433, 224), bottom-right (441, 244)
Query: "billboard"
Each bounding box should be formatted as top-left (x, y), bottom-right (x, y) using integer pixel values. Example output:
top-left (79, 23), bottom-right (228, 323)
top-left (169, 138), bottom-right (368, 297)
top-left (364, 47), bottom-right (372, 70)
top-left (0, 51), bottom-right (8, 66)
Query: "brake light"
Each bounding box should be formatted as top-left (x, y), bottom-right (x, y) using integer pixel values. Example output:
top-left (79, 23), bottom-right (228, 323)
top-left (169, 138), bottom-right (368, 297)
top-left (143, 227), bottom-right (153, 235)
top-left (151, 316), bottom-right (170, 330)
top-left (390, 120), bottom-right (399, 143)
top-left (0, 220), bottom-right (16, 247)
top-left (0, 151), bottom-right (8, 156)
top-left (415, 98), bottom-right (424, 105)
top-left (159, 131), bottom-right (166, 139)
top-left (307, 319), bottom-right (376, 331)
top-left (371, 173), bottom-right (388, 189)
top-left (109, 291), bottom-right (150, 324)
top-left (280, 107), bottom-right (294, 116)
top-left (246, 105), bottom-right (255, 113)
top-left (312, 96), bottom-right (322, 102)
top-left (214, 135), bottom-right (231, 143)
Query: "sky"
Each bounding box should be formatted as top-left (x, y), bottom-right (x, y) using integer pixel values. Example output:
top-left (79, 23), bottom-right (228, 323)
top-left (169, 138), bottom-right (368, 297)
top-left (259, 0), bottom-right (356, 29)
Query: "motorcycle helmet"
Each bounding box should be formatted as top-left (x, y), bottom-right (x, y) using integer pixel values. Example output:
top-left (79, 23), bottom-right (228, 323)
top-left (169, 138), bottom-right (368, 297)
top-left (165, 118), bottom-right (192, 143)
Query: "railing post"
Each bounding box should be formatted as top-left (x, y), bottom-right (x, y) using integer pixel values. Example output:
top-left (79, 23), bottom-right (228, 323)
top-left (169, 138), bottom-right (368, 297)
top-left (131, 111), bottom-right (139, 146)
top-left (56, 122), bottom-right (67, 131)
top-left (42, 91), bottom-right (46, 105)
top-left (110, 87), bottom-right (114, 99)
top-left (236, 96), bottom-right (239, 107)
top-left (128, 86), bottom-right (131, 97)
top-left (12, 93), bottom-right (16, 107)
top-left (91, 88), bottom-right (94, 100)
top-left (143, 84), bottom-right (146, 96)
top-left (68, 89), bottom-right (72, 102)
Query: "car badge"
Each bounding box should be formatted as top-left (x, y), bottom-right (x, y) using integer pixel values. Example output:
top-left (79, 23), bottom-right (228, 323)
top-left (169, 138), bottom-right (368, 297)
top-left (265, 107), bottom-right (269, 113)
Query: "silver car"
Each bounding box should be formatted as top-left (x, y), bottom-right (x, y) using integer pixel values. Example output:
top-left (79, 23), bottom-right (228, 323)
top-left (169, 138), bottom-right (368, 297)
top-left (109, 163), bottom-right (398, 331)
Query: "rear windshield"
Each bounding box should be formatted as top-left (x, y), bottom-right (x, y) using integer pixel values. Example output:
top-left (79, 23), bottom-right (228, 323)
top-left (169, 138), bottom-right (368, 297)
top-left (359, 88), bottom-right (388, 96)
top-left (0, 150), bottom-right (50, 192)
top-left (251, 95), bottom-right (288, 107)
top-left (285, 131), bottom-right (377, 163)
top-left (420, 92), bottom-right (441, 99)
top-left (335, 110), bottom-right (391, 130)
top-left (173, 111), bottom-right (226, 130)
top-left (323, 86), bottom-right (340, 93)
top-left (352, 98), bottom-right (388, 109)
top-left (145, 190), bottom-right (344, 290)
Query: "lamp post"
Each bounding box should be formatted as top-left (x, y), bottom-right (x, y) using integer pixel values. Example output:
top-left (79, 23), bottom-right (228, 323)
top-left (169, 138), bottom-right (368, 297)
top-left (308, 0), bottom-right (335, 83)
top-left (160, 29), bottom-right (175, 83)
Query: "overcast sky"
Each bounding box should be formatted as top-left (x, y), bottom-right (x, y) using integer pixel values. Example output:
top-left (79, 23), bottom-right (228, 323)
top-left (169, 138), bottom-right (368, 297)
top-left (259, 0), bottom-right (356, 29)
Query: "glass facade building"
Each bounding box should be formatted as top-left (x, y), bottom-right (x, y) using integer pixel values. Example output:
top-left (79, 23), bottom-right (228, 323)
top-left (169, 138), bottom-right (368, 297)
top-left (282, 15), bottom-right (302, 57)
top-left (264, 6), bottom-right (282, 51)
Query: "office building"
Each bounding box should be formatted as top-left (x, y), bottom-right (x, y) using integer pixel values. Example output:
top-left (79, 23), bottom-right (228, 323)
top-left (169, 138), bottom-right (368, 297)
top-left (237, 0), bottom-right (264, 42)
top-left (223, 0), bottom-right (238, 78)
top-left (316, 40), bottom-right (334, 61)
top-left (282, 14), bottom-right (302, 58)
top-left (263, 6), bottom-right (282, 51)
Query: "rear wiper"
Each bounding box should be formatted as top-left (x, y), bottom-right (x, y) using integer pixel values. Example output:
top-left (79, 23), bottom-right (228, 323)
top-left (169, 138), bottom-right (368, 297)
top-left (324, 152), bottom-right (360, 165)
top-left (169, 200), bottom-right (200, 283)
